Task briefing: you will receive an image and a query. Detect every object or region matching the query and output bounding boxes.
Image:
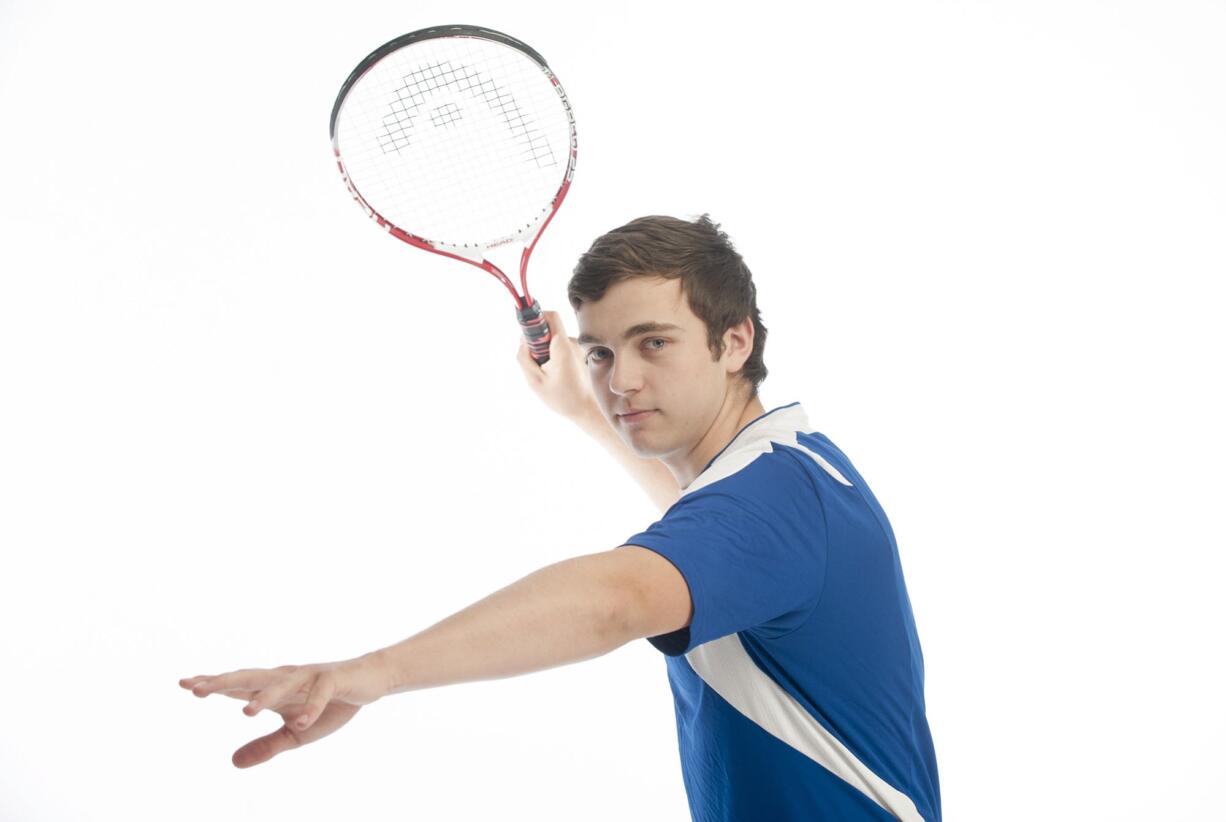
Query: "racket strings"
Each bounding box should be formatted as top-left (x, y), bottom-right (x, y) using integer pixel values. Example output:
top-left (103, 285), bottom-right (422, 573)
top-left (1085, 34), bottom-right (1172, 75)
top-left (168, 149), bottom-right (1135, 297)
top-left (335, 36), bottom-right (574, 251)
top-left (379, 59), bottom-right (558, 170)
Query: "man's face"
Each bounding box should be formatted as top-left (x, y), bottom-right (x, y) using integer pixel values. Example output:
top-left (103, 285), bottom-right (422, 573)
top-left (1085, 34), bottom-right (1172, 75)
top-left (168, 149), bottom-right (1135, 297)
top-left (576, 276), bottom-right (734, 461)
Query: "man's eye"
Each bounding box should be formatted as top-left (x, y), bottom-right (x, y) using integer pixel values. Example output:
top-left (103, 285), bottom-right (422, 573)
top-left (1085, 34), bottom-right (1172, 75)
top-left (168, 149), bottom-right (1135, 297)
top-left (586, 348), bottom-right (609, 364)
top-left (645, 338), bottom-right (667, 351)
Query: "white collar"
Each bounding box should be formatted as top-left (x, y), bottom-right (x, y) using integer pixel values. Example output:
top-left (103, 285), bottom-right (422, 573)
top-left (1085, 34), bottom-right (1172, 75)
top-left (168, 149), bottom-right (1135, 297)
top-left (683, 402), bottom-right (814, 495)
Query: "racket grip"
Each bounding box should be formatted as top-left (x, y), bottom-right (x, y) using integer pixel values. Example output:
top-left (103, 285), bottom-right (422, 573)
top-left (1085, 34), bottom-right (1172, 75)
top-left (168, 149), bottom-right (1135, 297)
top-left (517, 299), bottom-right (552, 365)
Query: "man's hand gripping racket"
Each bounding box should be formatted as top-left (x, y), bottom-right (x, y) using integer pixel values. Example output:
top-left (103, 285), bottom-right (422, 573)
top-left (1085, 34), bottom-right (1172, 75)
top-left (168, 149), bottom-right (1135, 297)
top-left (330, 24), bottom-right (577, 363)
top-left (516, 309), bottom-right (600, 424)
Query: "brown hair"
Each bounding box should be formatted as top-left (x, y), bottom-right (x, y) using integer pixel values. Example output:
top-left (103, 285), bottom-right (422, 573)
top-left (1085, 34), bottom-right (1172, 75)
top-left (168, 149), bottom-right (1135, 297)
top-left (568, 214), bottom-right (768, 396)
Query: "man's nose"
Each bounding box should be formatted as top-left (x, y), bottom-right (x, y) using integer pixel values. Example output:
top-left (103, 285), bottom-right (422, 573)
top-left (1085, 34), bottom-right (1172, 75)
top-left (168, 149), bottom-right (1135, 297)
top-left (608, 355), bottom-right (644, 395)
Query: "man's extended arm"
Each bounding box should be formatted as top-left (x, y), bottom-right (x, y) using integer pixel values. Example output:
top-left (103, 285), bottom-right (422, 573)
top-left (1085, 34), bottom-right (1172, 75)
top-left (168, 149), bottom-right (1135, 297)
top-left (181, 546), bottom-right (692, 769)
top-left (368, 547), bottom-right (689, 696)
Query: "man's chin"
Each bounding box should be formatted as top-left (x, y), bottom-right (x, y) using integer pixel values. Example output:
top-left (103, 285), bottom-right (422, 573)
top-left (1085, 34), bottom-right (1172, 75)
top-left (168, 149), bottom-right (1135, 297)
top-left (623, 435), bottom-right (668, 460)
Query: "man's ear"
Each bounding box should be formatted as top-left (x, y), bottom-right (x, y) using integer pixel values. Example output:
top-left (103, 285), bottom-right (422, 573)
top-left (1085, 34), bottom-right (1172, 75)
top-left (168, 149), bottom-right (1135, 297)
top-left (722, 316), bottom-right (755, 375)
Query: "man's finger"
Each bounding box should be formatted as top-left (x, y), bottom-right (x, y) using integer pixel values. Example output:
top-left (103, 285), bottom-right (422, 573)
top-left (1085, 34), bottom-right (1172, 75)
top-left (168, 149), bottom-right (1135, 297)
top-left (542, 309), bottom-right (568, 336)
top-left (232, 725), bottom-right (300, 769)
top-left (189, 670), bottom-right (269, 698)
top-left (181, 674), bottom-right (223, 690)
top-left (516, 335), bottom-right (543, 379)
top-left (199, 686), bottom-right (258, 701)
top-left (296, 673), bottom-right (337, 731)
top-left (244, 673), bottom-right (306, 717)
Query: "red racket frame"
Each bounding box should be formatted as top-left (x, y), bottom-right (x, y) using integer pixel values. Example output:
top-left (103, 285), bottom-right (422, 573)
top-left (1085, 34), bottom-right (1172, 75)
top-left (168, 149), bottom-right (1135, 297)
top-left (330, 25), bottom-right (577, 365)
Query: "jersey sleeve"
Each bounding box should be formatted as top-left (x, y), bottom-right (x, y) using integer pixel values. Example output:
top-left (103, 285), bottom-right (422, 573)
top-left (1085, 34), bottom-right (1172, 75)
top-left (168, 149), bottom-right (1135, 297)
top-left (620, 448), bottom-right (828, 656)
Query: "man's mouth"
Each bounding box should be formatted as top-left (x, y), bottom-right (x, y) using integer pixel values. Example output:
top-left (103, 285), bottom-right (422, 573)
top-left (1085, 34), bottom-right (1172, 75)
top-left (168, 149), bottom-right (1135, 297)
top-left (618, 409), bottom-right (657, 423)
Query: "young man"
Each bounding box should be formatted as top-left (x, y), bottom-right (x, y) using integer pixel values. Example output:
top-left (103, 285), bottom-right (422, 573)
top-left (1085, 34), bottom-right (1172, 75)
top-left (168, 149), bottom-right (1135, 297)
top-left (524, 215), bottom-right (941, 821)
top-left (181, 215), bottom-right (940, 822)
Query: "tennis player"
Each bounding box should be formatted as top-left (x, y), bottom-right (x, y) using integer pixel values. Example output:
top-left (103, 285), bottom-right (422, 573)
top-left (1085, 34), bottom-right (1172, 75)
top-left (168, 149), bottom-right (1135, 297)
top-left (181, 214), bottom-right (940, 822)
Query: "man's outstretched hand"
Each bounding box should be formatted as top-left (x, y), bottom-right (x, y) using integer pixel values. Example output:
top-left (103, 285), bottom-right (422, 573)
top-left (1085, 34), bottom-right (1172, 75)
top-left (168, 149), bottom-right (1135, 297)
top-left (179, 654), bottom-right (391, 769)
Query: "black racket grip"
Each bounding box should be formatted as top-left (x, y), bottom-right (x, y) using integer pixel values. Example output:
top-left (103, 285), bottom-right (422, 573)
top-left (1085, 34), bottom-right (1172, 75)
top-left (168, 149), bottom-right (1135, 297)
top-left (517, 299), bottom-right (552, 365)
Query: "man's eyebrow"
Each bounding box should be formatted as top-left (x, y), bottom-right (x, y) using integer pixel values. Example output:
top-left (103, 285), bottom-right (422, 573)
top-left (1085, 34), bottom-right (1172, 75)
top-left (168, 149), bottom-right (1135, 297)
top-left (577, 322), bottom-right (684, 345)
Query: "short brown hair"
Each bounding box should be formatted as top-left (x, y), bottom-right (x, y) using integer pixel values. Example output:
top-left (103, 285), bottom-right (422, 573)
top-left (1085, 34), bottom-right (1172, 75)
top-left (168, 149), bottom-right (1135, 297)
top-left (568, 214), bottom-right (768, 395)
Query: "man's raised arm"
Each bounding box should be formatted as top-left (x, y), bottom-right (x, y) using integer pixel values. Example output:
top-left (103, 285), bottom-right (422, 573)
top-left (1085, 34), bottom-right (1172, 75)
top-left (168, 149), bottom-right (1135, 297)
top-left (516, 310), bottom-right (682, 514)
top-left (570, 403), bottom-right (681, 514)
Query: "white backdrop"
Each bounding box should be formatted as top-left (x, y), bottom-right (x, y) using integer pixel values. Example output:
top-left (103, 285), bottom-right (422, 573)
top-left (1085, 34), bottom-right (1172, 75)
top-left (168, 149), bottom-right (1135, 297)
top-left (1, 1), bottom-right (1223, 819)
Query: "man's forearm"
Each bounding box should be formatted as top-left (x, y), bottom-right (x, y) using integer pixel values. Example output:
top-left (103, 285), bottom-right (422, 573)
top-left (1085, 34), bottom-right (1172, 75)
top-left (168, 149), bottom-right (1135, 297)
top-left (369, 551), bottom-right (634, 697)
top-left (574, 406), bottom-right (681, 514)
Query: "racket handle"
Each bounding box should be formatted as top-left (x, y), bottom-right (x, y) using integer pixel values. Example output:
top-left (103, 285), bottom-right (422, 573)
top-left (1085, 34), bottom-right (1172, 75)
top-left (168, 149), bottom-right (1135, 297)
top-left (517, 299), bottom-right (552, 365)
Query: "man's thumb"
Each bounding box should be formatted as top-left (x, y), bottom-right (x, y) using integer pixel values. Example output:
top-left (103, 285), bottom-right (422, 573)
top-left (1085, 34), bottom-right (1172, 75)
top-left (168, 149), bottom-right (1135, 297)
top-left (542, 310), bottom-right (568, 337)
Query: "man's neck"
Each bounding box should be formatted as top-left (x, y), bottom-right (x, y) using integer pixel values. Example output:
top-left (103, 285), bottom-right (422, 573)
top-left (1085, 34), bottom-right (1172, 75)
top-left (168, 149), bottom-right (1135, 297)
top-left (670, 391), bottom-right (767, 490)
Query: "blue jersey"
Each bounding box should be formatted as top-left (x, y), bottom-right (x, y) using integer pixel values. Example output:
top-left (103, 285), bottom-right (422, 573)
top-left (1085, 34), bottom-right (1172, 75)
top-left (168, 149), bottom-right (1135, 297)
top-left (621, 402), bottom-right (940, 821)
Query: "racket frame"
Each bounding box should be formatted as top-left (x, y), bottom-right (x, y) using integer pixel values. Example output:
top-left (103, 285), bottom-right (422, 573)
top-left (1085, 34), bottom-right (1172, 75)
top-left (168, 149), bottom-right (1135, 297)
top-left (329, 24), bottom-right (577, 346)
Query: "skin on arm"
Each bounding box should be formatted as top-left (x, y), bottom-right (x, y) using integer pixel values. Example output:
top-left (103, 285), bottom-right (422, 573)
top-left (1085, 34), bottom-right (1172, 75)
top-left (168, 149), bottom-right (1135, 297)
top-left (517, 310), bottom-right (682, 514)
top-left (572, 405), bottom-right (681, 514)
top-left (375, 549), bottom-right (660, 694)
top-left (376, 546), bottom-right (692, 695)
top-left (182, 547), bottom-right (694, 767)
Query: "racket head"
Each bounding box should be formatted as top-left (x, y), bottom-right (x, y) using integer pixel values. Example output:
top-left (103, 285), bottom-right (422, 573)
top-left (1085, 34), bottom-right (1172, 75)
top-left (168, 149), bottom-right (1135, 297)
top-left (330, 25), bottom-right (577, 261)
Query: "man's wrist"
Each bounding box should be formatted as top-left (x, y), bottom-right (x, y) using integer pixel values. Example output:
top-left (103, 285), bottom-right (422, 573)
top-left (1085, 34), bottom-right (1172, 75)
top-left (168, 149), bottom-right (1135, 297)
top-left (360, 649), bottom-right (401, 699)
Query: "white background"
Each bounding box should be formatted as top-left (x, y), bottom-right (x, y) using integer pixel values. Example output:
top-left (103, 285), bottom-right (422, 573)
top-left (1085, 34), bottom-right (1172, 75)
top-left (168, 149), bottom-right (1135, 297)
top-left (1, 1), bottom-right (1223, 819)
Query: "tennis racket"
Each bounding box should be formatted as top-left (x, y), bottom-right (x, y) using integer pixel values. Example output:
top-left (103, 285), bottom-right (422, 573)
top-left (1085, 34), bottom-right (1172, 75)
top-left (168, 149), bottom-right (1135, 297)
top-left (329, 24), bottom-right (577, 364)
